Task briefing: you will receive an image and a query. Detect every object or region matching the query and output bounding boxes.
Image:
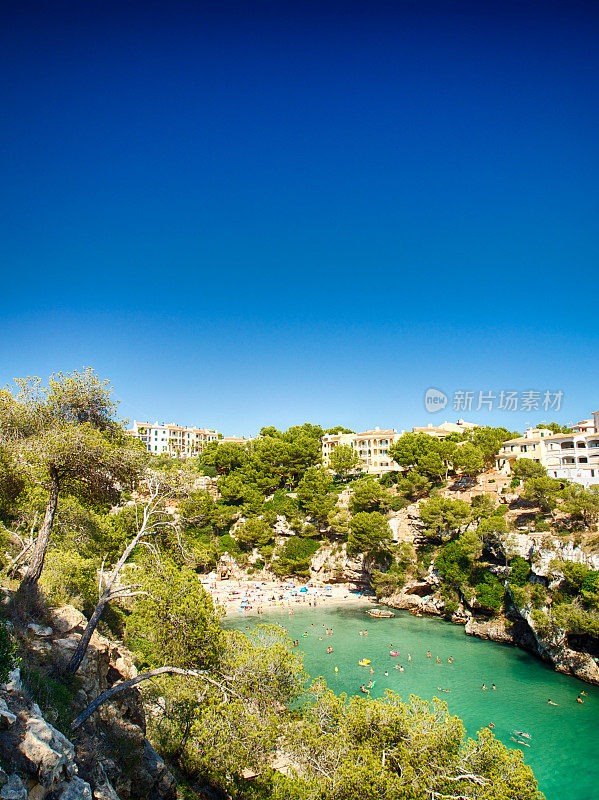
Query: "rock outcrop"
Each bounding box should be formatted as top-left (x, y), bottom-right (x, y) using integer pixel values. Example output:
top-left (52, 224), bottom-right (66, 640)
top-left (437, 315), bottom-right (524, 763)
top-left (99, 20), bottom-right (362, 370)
top-left (6, 605), bottom-right (177, 800)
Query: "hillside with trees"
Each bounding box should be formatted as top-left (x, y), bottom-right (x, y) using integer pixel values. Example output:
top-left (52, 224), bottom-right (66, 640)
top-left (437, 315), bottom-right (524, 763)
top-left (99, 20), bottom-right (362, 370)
top-left (3, 370), bottom-right (593, 798)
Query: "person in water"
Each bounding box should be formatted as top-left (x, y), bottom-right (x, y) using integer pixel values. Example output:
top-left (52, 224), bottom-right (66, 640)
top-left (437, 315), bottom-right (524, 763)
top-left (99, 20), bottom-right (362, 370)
top-left (407, 653), bottom-right (411, 662)
top-left (384, 670), bottom-right (388, 677)
top-left (492, 684), bottom-right (496, 690)
top-left (436, 656), bottom-right (442, 663)
top-left (548, 699), bottom-right (558, 705)
top-left (482, 684), bottom-right (487, 690)
top-left (427, 651), bottom-right (431, 658)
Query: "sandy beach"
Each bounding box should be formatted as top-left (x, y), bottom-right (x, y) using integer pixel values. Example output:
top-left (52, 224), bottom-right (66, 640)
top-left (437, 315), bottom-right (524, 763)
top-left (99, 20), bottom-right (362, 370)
top-left (200, 577), bottom-right (373, 616)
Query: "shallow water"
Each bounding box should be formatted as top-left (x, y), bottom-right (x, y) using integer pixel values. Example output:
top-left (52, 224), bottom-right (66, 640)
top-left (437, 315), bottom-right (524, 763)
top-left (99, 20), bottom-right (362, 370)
top-left (226, 604), bottom-right (599, 800)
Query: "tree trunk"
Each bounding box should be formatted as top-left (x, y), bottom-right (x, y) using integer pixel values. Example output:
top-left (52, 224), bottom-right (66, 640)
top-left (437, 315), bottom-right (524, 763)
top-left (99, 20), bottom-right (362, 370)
top-left (63, 595), bottom-right (109, 676)
top-left (20, 466), bottom-right (60, 587)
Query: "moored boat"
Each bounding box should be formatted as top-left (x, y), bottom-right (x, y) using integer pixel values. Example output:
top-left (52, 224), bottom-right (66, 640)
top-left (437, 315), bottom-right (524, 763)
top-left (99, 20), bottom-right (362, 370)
top-left (366, 609), bottom-right (395, 618)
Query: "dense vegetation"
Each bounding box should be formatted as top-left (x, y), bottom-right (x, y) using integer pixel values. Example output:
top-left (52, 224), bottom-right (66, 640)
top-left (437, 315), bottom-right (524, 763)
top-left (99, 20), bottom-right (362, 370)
top-left (4, 369), bottom-right (598, 798)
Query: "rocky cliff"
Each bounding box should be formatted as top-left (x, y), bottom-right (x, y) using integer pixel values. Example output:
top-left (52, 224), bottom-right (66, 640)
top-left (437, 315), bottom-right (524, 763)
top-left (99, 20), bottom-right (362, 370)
top-left (1, 605), bottom-right (177, 800)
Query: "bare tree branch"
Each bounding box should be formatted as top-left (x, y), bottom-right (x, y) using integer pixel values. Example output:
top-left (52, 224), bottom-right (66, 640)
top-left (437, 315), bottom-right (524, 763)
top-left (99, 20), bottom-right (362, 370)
top-left (71, 666), bottom-right (235, 730)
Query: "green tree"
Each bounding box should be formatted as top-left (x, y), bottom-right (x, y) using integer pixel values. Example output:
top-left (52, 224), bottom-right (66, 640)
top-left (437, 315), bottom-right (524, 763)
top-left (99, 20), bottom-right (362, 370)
top-left (126, 558), bottom-right (223, 669)
top-left (536, 422), bottom-right (573, 434)
top-left (347, 511), bottom-right (392, 556)
top-left (522, 475), bottom-right (562, 516)
top-left (435, 530), bottom-right (482, 588)
top-left (349, 477), bottom-right (392, 514)
top-left (388, 433), bottom-right (445, 480)
top-left (512, 458), bottom-right (547, 480)
top-left (419, 497), bottom-right (471, 540)
top-left (272, 536), bottom-right (320, 578)
top-left (451, 442), bottom-right (484, 476)
top-left (396, 470), bottom-right (432, 500)
top-left (467, 426), bottom-right (520, 468)
top-left (297, 466), bottom-right (336, 523)
top-left (0, 370), bottom-right (147, 588)
top-left (561, 484), bottom-right (599, 528)
top-left (329, 444), bottom-right (362, 478)
top-left (235, 516), bottom-right (273, 549)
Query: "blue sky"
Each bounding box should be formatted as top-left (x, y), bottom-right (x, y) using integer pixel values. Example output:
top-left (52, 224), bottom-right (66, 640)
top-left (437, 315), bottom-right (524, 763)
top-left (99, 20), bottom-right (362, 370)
top-left (1, 0), bottom-right (598, 436)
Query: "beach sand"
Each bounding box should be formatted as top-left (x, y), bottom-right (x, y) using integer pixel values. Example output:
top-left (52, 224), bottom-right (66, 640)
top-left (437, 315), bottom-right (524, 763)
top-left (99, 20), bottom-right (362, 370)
top-left (201, 577), bottom-right (373, 616)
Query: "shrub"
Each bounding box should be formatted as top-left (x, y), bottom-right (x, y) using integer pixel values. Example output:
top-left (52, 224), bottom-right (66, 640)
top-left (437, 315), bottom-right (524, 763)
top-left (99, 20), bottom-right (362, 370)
top-left (39, 549), bottom-right (98, 613)
top-left (272, 537), bottom-right (320, 578)
top-left (509, 556), bottom-right (530, 588)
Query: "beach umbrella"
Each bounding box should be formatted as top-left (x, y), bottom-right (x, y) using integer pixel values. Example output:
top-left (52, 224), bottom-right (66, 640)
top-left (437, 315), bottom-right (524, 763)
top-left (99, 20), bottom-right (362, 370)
top-left (299, 587), bottom-right (308, 593)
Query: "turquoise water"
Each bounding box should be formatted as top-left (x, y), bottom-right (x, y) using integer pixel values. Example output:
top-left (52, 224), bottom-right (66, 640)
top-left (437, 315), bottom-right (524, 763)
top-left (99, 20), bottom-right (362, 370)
top-left (226, 605), bottom-right (599, 800)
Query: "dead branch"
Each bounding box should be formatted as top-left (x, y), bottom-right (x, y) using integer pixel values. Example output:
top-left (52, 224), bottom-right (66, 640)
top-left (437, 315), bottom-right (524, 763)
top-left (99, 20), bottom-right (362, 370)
top-left (71, 666), bottom-right (235, 730)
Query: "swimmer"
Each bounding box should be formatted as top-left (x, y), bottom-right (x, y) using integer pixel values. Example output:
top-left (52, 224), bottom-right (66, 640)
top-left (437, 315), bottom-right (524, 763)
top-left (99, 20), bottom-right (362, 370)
top-left (370, 667), bottom-right (374, 674)
top-left (427, 651), bottom-right (431, 658)
top-left (548, 699), bottom-right (558, 706)
top-left (368, 679), bottom-right (373, 688)
top-left (359, 630), bottom-right (363, 636)
top-left (488, 722), bottom-right (495, 728)
top-left (319, 637), bottom-right (323, 641)
top-left (581, 691), bottom-right (587, 696)
top-left (577, 697), bottom-right (584, 704)
top-left (436, 657), bottom-right (442, 663)
top-left (442, 689), bottom-right (451, 693)
top-left (384, 670), bottom-right (388, 677)
top-left (394, 664), bottom-right (401, 670)
top-left (407, 654), bottom-right (411, 662)
top-left (360, 684), bottom-right (367, 694)
top-left (492, 684), bottom-right (496, 690)
top-left (400, 666), bottom-right (404, 672)
top-left (482, 684), bottom-right (487, 691)
top-left (364, 630), bottom-right (368, 635)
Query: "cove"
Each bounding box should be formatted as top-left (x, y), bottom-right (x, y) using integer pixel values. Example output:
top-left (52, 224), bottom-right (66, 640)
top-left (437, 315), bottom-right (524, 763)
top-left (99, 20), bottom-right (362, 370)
top-left (226, 605), bottom-right (599, 800)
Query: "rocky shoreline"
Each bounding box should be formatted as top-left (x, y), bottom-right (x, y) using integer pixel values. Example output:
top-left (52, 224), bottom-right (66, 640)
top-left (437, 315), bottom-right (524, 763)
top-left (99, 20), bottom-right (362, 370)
top-left (379, 587), bottom-right (599, 686)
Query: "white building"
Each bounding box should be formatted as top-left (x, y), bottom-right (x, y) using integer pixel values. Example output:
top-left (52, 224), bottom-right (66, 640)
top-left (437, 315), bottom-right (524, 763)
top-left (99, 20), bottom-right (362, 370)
top-left (130, 421), bottom-right (220, 457)
top-left (496, 413), bottom-right (599, 487)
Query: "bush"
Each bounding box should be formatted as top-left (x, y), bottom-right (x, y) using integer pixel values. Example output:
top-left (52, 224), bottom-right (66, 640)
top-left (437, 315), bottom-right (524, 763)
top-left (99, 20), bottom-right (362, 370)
top-left (509, 556), bottom-right (530, 588)
top-left (218, 533), bottom-right (241, 556)
top-left (272, 537), bottom-right (320, 578)
top-left (473, 572), bottom-right (505, 614)
top-left (39, 549), bottom-right (98, 613)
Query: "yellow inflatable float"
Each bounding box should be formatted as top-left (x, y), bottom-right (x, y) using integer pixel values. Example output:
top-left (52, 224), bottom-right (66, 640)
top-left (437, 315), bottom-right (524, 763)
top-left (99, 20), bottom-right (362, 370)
top-left (358, 659), bottom-right (371, 667)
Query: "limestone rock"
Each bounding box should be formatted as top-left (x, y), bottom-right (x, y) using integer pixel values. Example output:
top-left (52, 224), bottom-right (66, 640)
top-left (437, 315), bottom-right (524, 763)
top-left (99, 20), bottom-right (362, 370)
top-left (27, 625), bottom-right (53, 638)
top-left (0, 775), bottom-right (26, 800)
top-left (56, 777), bottom-right (93, 800)
top-left (465, 617), bottom-right (514, 645)
top-left (49, 607), bottom-right (87, 635)
top-left (0, 699), bottom-right (16, 726)
top-left (18, 713), bottom-right (77, 787)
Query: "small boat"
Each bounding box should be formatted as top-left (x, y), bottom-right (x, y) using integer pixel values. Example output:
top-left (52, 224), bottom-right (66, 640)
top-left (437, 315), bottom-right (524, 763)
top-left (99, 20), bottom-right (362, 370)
top-left (366, 609), bottom-right (395, 618)
top-left (358, 659), bottom-right (371, 666)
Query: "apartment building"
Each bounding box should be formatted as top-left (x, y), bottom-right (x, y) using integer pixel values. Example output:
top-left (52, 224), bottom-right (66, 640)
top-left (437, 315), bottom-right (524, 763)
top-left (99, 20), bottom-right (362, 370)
top-left (130, 421), bottom-right (220, 457)
top-left (321, 427), bottom-right (401, 476)
top-left (497, 414), bottom-right (599, 487)
top-left (411, 419), bottom-right (478, 439)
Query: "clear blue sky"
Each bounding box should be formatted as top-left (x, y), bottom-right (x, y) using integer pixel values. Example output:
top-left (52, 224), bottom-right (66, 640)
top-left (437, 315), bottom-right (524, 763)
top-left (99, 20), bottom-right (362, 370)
top-left (1, 0), bottom-right (597, 436)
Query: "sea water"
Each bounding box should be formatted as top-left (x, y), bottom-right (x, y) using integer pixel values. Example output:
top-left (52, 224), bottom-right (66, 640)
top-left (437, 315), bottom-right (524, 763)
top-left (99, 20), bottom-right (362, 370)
top-left (226, 604), bottom-right (599, 800)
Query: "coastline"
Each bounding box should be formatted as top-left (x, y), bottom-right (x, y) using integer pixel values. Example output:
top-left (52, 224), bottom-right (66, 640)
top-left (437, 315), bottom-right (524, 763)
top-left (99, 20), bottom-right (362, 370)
top-left (201, 577), bottom-right (374, 617)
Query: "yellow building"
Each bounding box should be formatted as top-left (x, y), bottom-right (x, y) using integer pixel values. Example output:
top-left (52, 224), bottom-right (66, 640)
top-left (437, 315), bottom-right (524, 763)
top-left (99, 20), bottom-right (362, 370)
top-left (411, 419), bottom-right (478, 440)
top-left (321, 427), bottom-right (401, 476)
